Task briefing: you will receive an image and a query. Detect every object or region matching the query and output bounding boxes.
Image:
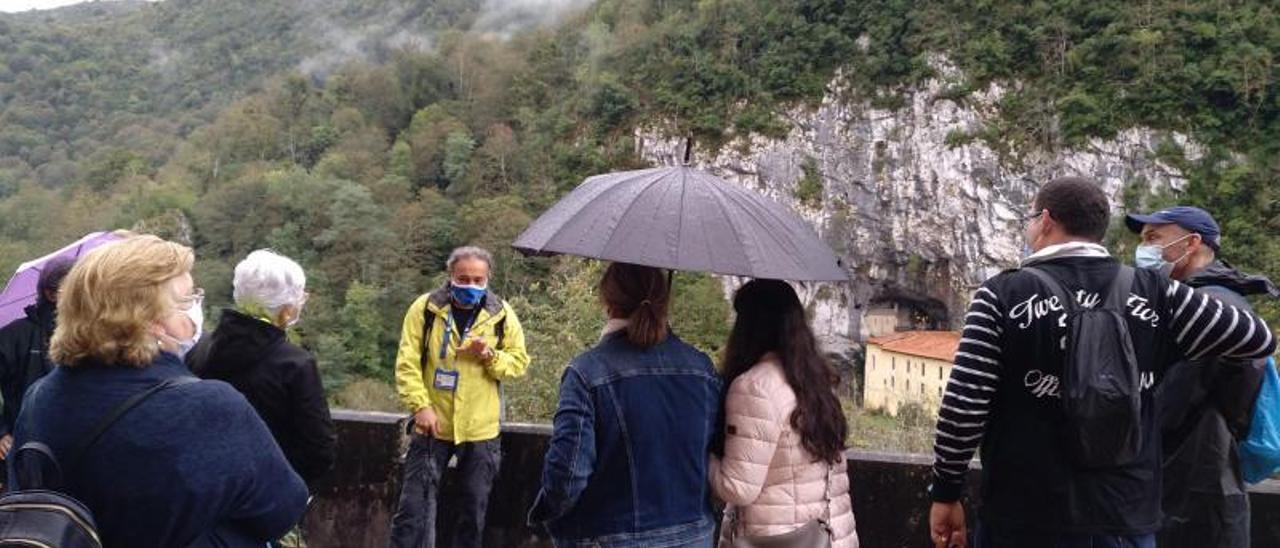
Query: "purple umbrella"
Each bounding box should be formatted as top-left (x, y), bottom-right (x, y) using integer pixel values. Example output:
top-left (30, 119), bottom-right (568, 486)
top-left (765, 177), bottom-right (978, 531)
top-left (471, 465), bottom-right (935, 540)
top-left (0, 231), bottom-right (126, 329)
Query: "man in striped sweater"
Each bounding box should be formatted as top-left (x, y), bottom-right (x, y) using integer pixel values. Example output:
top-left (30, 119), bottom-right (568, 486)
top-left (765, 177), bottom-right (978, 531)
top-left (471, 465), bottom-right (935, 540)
top-left (928, 177), bottom-right (1277, 548)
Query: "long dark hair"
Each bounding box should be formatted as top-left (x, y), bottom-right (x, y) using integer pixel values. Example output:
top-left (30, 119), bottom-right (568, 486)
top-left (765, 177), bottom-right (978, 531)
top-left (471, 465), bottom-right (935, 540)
top-left (721, 279), bottom-right (847, 463)
top-left (599, 262), bottom-right (670, 348)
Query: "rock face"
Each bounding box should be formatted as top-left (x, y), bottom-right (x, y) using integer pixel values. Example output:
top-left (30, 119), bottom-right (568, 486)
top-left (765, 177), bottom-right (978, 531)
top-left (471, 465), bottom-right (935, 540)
top-left (636, 63), bottom-right (1202, 354)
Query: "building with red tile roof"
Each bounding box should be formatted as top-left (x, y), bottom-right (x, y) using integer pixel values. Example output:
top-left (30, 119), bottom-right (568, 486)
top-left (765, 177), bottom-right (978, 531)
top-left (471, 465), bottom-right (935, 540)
top-left (864, 331), bottom-right (961, 416)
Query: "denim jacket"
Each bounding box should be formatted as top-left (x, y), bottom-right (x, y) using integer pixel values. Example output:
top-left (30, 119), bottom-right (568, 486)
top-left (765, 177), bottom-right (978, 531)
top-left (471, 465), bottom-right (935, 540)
top-left (528, 329), bottom-right (722, 546)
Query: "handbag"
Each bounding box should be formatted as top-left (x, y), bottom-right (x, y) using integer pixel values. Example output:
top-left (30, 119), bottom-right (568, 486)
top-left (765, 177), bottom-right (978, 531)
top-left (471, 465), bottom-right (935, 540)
top-left (726, 461), bottom-right (835, 548)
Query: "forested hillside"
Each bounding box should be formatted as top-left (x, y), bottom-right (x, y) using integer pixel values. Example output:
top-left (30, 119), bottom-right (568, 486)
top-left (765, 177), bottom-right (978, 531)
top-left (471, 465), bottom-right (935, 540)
top-left (1, 0), bottom-right (1276, 421)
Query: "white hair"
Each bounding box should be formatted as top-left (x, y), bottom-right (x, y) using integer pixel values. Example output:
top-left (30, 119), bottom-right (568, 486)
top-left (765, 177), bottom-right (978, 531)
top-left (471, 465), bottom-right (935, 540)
top-left (233, 249), bottom-right (307, 314)
top-left (446, 246), bottom-right (493, 272)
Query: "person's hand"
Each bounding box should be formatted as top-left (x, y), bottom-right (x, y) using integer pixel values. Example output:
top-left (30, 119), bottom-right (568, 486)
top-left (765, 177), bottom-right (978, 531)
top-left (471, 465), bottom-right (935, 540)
top-left (413, 407), bottom-right (438, 436)
top-left (461, 337), bottom-right (494, 362)
top-left (0, 434), bottom-right (13, 460)
top-left (930, 501), bottom-right (967, 548)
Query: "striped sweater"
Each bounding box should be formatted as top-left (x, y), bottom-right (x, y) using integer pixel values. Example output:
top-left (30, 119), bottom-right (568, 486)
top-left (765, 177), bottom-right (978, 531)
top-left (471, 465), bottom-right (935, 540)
top-left (929, 255), bottom-right (1276, 533)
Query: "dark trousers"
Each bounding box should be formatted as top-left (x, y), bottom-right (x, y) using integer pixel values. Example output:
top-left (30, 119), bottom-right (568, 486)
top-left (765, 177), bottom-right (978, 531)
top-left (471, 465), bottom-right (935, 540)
top-left (974, 520), bottom-right (1156, 548)
top-left (1158, 493), bottom-right (1250, 548)
top-left (388, 435), bottom-right (501, 548)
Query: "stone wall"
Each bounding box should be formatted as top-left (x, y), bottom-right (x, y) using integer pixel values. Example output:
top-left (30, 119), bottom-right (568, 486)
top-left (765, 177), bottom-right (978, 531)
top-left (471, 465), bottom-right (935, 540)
top-left (305, 411), bottom-right (1280, 547)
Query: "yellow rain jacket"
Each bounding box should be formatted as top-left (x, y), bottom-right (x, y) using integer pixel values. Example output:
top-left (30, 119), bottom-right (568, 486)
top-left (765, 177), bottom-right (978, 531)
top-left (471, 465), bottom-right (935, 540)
top-left (394, 287), bottom-right (529, 443)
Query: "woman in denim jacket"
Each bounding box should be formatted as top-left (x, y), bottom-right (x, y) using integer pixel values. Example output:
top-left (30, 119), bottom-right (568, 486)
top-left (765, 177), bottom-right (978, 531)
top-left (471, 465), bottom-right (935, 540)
top-left (528, 263), bottom-right (723, 547)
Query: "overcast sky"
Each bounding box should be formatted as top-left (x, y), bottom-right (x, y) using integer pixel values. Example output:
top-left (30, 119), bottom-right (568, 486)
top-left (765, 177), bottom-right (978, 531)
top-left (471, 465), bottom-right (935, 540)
top-left (0, 0), bottom-right (160, 13)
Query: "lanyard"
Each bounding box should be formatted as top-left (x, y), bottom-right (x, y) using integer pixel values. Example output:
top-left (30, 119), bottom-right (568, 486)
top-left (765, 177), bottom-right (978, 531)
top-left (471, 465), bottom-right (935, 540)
top-left (438, 307), bottom-right (475, 363)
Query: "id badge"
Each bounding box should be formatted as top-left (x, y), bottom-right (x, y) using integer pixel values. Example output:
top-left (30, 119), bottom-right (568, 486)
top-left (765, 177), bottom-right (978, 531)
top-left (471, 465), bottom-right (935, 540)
top-left (433, 369), bottom-right (459, 391)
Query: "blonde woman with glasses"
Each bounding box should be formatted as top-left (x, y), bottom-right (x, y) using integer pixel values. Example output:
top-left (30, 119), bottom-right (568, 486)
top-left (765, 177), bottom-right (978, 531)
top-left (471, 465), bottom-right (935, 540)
top-left (9, 235), bottom-right (308, 548)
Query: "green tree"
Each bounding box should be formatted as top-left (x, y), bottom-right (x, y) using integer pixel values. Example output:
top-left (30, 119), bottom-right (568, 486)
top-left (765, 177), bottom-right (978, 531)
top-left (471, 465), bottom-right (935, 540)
top-left (83, 148), bottom-right (149, 192)
top-left (442, 129), bottom-right (476, 188)
top-left (470, 123), bottom-right (520, 194)
top-left (503, 260), bottom-right (604, 422)
top-left (404, 104), bottom-right (468, 189)
top-left (454, 195), bottom-right (536, 296)
top-left (313, 181), bottom-right (396, 283)
top-left (338, 281), bottom-right (393, 381)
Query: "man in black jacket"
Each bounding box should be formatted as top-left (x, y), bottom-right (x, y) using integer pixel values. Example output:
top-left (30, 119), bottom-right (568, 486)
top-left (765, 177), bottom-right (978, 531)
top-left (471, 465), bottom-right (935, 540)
top-left (1127, 206), bottom-right (1278, 548)
top-left (928, 178), bottom-right (1277, 548)
top-left (0, 257), bottom-right (74, 466)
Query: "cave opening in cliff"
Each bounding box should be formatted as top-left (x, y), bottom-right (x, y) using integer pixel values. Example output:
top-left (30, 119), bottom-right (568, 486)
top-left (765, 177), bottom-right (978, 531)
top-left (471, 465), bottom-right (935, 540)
top-left (863, 293), bottom-right (950, 337)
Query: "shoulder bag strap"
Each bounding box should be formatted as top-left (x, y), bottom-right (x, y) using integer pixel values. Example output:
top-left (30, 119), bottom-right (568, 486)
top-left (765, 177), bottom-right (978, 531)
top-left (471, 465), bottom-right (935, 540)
top-left (725, 502), bottom-right (740, 542)
top-left (823, 458), bottom-right (834, 531)
top-left (69, 376), bottom-right (201, 469)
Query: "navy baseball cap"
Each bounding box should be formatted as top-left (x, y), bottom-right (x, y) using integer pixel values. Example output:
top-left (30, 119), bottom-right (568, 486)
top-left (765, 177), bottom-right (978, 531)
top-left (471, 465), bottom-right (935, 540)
top-left (1125, 206), bottom-right (1221, 251)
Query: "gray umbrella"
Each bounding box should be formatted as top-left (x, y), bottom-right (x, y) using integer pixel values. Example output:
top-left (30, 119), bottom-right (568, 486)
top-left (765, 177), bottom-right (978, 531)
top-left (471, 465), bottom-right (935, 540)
top-left (513, 166), bottom-right (847, 282)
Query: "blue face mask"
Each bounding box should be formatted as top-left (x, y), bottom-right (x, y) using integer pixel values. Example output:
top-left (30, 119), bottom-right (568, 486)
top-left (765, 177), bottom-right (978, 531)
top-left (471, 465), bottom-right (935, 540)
top-left (450, 283), bottom-right (487, 308)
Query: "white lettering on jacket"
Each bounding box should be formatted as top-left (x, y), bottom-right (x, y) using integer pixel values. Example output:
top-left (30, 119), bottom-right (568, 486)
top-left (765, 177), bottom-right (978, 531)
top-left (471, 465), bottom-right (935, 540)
top-left (1024, 370), bottom-right (1156, 399)
top-left (1126, 295), bottom-right (1160, 327)
top-left (1009, 292), bottom-right (1160, 331)
top-left (1024, 369), bottom-right (1061, 398)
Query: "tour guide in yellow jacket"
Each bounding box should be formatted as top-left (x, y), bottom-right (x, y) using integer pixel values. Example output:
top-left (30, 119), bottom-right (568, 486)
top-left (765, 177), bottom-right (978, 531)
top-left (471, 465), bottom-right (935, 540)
top-left (389, 246), bottom-right (529, 548)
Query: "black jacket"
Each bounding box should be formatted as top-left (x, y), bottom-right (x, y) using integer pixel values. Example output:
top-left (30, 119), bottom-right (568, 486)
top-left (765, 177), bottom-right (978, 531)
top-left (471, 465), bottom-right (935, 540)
top-left (189, 309), bottom-right (336, 487)
top-left (930, 253), bottom-right (1276, 535)
top-left (1156, 261), bottom-right (1276, 546)
top-left (0, 302), bottom-right (56, 438)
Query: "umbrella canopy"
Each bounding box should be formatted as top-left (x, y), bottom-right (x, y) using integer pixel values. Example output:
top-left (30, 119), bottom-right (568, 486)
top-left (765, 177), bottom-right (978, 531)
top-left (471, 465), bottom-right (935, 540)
top-left (0, 231), bottom-right (126, 329)
top-left (513, 166), bottom-right (847, 281)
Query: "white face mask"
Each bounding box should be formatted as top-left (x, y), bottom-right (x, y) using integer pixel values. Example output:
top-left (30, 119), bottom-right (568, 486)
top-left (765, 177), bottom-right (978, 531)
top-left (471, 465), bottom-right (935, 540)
top-left (1134, 233), bottom-right (1195, 277)
top-left (176, 303), bottom-right (203, 357)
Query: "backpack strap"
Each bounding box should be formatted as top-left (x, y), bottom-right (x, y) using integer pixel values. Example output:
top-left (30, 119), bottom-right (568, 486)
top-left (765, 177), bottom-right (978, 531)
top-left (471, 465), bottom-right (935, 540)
top-left (69, 376), bottom-right (200, 469)
top-left (1023, 267), bottom-right (1079, 313)
top-left (420, 301), bottom-right (434, 369)
top-left (493, 312), bottom-right (508, 423)
top-left (1104, 266), bottom-right (1136, 312)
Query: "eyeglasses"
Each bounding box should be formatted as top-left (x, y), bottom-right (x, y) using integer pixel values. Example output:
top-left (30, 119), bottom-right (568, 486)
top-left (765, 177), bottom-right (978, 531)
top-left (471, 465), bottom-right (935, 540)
top-left (176, 288), bottom-right (205, 311)
top-left (1022, 210), bottom-right (1045, 223)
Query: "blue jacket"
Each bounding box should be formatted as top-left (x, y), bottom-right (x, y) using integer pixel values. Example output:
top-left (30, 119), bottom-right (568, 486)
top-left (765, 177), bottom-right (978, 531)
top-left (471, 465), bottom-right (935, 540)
top-left (11, 352), bottom-right (308, 547)
top-left (528, 331), bottom-right (722, 546)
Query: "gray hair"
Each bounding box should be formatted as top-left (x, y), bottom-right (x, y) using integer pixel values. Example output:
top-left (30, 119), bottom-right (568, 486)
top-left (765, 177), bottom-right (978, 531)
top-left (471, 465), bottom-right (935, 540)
top-left (446, 246), bottom-right (493, 272)
top-left (233, 249), bottom-right (307, 314)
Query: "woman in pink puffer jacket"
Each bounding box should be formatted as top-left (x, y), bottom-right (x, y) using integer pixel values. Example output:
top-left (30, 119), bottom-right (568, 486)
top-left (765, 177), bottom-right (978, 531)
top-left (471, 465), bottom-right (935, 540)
top-left (709, 280), bottom-right (859, 548)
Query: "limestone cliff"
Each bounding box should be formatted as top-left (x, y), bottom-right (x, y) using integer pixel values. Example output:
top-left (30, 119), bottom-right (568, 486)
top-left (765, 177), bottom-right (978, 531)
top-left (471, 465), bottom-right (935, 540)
top-left (637, 60), bottom-right (1202, 353)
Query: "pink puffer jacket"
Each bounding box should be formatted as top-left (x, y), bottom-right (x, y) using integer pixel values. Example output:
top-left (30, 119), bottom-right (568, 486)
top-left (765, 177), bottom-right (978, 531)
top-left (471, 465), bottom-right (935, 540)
top-left (709, 357), bottom-right (859, 548)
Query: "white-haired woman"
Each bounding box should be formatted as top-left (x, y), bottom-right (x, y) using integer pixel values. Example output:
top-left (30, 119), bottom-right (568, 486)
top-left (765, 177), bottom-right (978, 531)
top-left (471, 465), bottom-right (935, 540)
top-left (189, 249), bottom-right (336, 490)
